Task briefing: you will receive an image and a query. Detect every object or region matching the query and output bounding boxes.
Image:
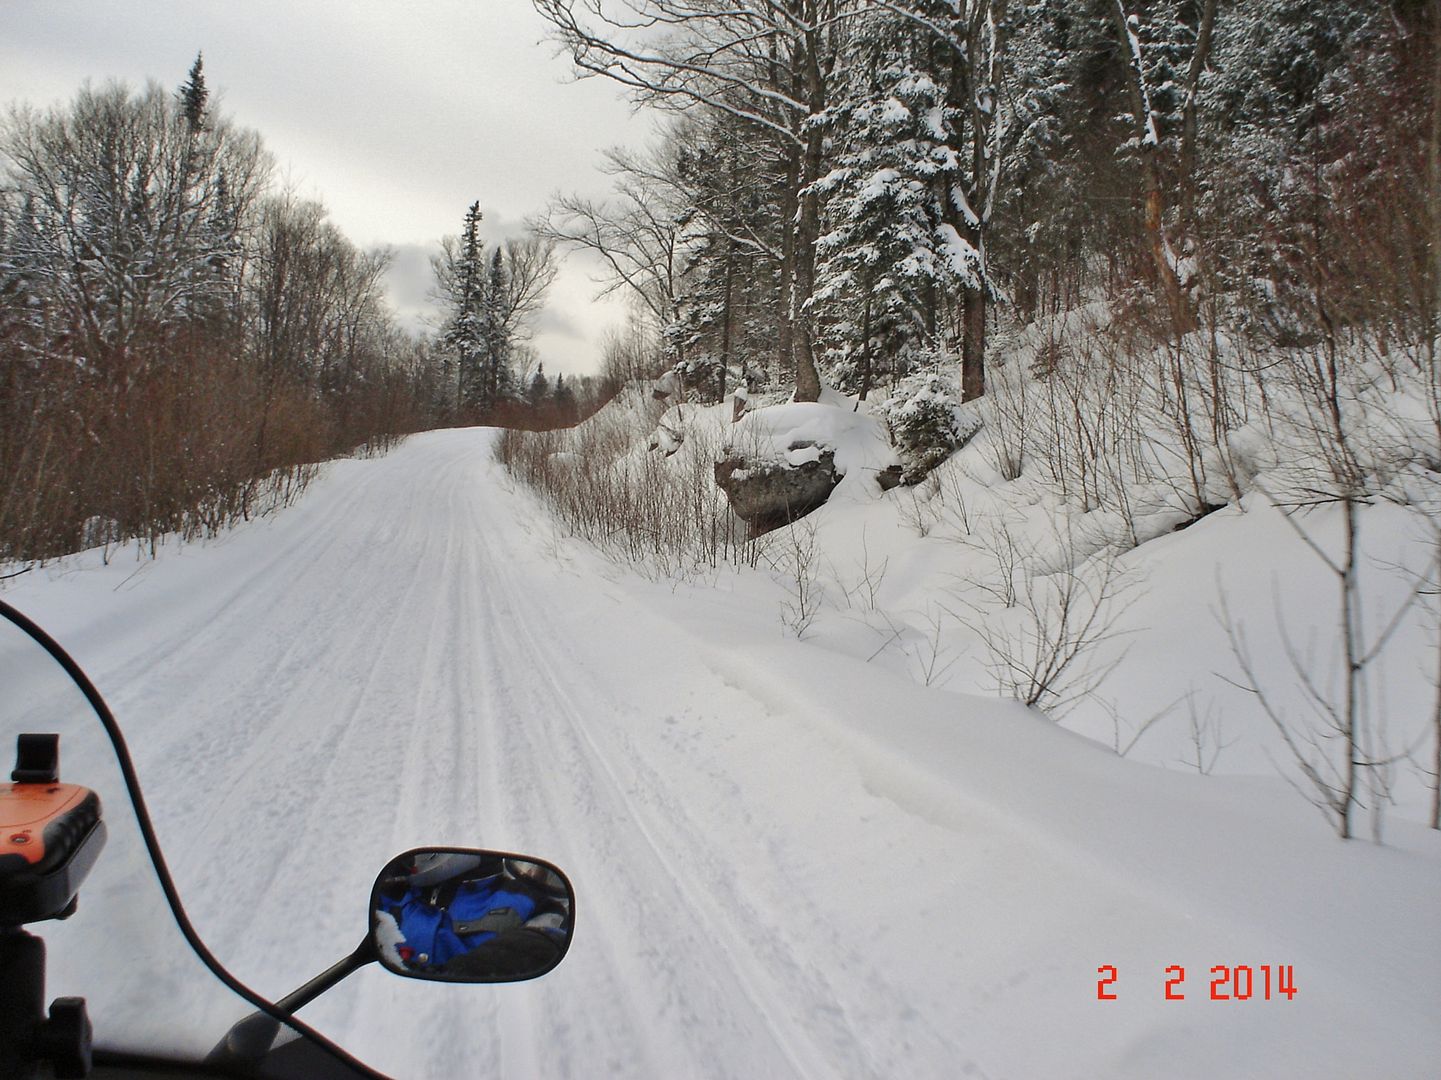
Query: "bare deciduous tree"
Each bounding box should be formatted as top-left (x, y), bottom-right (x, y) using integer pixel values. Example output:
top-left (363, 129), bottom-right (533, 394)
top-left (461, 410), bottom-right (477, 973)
top-left (534, 145), bottom-right (689, 338)
top-left (533, 0), bottom-right (853, 401)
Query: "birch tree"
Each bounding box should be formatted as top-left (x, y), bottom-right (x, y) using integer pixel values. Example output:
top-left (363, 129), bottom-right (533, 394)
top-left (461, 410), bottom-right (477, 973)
top-left (533, 0), bottom-right (852, 401)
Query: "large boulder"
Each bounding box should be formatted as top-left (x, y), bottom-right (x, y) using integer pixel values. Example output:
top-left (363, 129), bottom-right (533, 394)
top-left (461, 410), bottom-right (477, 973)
top-left (714, 399), bottom-right (898, 535)
top-left (714, 441), bottom-right (842, 537)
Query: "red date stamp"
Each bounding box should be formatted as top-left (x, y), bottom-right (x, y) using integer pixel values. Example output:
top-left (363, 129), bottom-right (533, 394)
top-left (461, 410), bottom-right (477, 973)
top-left (1097, 964), bottom-right (1296, 1001)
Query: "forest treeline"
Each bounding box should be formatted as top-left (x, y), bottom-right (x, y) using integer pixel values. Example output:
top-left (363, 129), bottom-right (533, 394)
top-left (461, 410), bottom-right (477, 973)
top-left (534, 0), bottom-right (1438, 405)
top-left (6, 3), bottom-right (1439, 560)
top-left (518, 0), bottom-right (1441, 841)
top-left (0, 59), bottom-right (599, 563)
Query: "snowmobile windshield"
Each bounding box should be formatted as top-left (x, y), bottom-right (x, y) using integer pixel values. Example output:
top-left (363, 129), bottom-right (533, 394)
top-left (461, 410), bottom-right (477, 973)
top-left (0, 610), bottom-right (384, 1078)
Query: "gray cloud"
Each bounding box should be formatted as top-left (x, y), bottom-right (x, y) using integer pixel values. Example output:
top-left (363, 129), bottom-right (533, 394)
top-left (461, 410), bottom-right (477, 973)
top-left (531, 305), bottom-right (585, 342)
top-left (0, 0), bottom-right (648, 371)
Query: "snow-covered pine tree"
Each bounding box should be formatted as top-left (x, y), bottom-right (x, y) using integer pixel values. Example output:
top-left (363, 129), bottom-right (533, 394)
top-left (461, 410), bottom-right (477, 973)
top-left (439, 201), bottom-right (486, 413)
top-left (479, 245), bottom-right (513, 410)
top-left (810, 4), bottom-right (989, 400)
top-left (668, 111), bottom-right (787, 400)
top-left (988, 0), bottom-right (1082, 322)
top-left (1195, 0), bottom-right (1385, 327)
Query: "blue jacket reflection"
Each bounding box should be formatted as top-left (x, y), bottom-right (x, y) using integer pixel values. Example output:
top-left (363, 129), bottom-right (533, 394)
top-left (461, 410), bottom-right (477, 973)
top-left (381, 875), bottom-right (541, 971)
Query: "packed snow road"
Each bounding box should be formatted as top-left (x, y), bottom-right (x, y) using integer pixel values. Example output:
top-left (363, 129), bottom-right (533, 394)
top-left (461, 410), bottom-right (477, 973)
top-left (4, 429), bottom-right (1439, 1079)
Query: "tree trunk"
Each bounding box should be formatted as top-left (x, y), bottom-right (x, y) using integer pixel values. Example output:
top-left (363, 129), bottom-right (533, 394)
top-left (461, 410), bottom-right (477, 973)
top-left (790, 21), bottom-right (828, 404)
top-left (1340, 493), bottom-right (1360, 840)
top-left (1178, 0), bottom-right (1218, 234)
top-left (962, 282), bottom-right (986, 402)
top-left (1433, 530), bottom-right (1441, 830)
top-left (777, 140), bottom-right (799, 391)
top-left (1428, 0), bottom-right (1441, 354)
top-left (1110, 0), bottom-right (1195, 336)
top-left (857, 289), bottom-right (874, 403)
top-left (1146, 183), bottom-right (1194, 335)
top-left (719, 236), bottom-right (735, 403)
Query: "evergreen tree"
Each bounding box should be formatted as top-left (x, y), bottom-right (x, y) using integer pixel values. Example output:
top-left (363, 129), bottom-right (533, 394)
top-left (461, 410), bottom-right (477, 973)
top-left (1196, 0), bottom-right (1386, 321)
top-left (439, 201), bottom-right (486, 413)
top-left (810, 5), bottom-right (1011, 398)
top-left (529, 361), bottom-right (549, 404)
top-left (436, 209), bottom-right (554, 416)
top-left (479, 245), bottom-right (512, 409)
top-left (552, 371), bottom-right (578, 422)
top-left (810, 19), bottom-right (956, 397)
top-left (670, 112), bottom-right (786, 398)
top-left (179, 53), bottom-right (208, 134)
top-left (987, 0), bottom-right (1084, 322)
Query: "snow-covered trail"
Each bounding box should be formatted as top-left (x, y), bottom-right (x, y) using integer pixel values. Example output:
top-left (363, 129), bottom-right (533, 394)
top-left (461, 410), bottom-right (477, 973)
top-left (5, 428), bottom-right (1439, 1079)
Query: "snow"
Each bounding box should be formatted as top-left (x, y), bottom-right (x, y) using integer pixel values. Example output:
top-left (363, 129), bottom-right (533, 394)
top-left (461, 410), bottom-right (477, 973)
top-left (725, 400), bottom-right (895, 499)
top-left (858, 167), bottom-right (902, 206)
top-left (1122, 8), bottom-right (1161, 147)
top-left (2, 427), bottom-right (1439, 1079)
top-left (936, 222), bottom-right (983, 285)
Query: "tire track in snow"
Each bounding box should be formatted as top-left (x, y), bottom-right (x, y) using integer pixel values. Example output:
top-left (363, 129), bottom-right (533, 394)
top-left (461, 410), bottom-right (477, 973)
top-left (459, 485), bottom-right (883, 1079)
top-left (162, 460), bottom-right (454, 959)
top-left (14, 428), bottom-right (1437, 1080)
top-left (110, 442), bottom-right (491, 990)
top-left (22, 431), bottom-right (987, 1075)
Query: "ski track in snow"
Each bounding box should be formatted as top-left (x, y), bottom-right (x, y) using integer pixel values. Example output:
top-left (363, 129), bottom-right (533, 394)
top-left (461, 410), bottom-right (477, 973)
top-left (4, 428), bottom-right (1438, 1079)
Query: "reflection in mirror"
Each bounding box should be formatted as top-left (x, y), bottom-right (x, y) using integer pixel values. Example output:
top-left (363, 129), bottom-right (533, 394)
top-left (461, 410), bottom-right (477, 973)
top-left (370, 848), bottom-right (574, 983)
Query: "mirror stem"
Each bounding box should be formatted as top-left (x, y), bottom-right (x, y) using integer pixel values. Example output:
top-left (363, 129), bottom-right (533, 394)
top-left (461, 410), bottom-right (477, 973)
top-left (205, 937), bottom-right (377, 1066)
top-left (275, 936), bottom-right (378, 1016)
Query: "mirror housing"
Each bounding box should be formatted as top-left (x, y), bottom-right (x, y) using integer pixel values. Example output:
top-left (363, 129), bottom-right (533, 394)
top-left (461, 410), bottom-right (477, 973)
top-left (369, 847), bottom-right (574, 984)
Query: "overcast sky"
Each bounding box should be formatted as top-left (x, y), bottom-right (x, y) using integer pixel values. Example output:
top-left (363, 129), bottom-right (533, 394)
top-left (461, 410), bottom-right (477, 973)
top-left (0, 0), bottom-right (649, 375)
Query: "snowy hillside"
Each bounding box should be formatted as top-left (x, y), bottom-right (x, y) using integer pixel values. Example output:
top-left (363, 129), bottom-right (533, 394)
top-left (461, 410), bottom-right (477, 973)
top-left (3, 428), bottom-right (1438, 1079)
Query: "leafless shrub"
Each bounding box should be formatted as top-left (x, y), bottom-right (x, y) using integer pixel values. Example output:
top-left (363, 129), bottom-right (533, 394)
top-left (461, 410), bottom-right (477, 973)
top-left (1093, 695), bottom-right (1176, 758)
top-left (1410, 522), bottom-right (1441, 831)
top-left (496, 389), bottom-right (748, 575)
top-left (959, 519), bottom-right (1137, 717)
top-left (759, 518), bottom-right (824, 639)
top-left (959, 512), bottom-right (1031, 609)
top-left (984, 360), bottom-right (1030, 482)
top-left (896, 471), bottom-right (944, 538)
top-left (1212, 241), bottom-right (1434, 839)
top-left (852, 530), bottom-right (889, 612)
top-left (1176, 691), bottom-right (1238, 775)
top-left (846, 606), bottom-right (900, 665)
top-left (0, 351), bottom-right (355, 563)
top-left (825, 528), bottom-right (890, 614)
top-left (1217, 540), bottom-right (1420, 842)
top-left (930, 467), bottom-right (974, 539)
top-left (907, 604), bottom-right (960, 687)
top-left (1376, 515), bottom-right (1441, 831)
top-left (1427, 536), bottom-right (1441, 831)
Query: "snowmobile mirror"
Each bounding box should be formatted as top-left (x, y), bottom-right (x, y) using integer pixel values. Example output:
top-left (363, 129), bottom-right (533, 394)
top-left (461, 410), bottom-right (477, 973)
top-left (369, 847), bottom-right (574, 984)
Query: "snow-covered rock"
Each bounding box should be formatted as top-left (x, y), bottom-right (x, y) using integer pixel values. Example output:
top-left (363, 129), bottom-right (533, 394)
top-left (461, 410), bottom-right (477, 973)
top-left (713, 401), bottom-right (898, 533)
top-left (714, 443), bottom-right (842, 536)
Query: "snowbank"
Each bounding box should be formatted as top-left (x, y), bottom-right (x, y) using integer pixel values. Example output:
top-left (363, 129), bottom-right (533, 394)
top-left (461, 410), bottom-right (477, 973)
top-left (725, 399), bottom-right (896, 501)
